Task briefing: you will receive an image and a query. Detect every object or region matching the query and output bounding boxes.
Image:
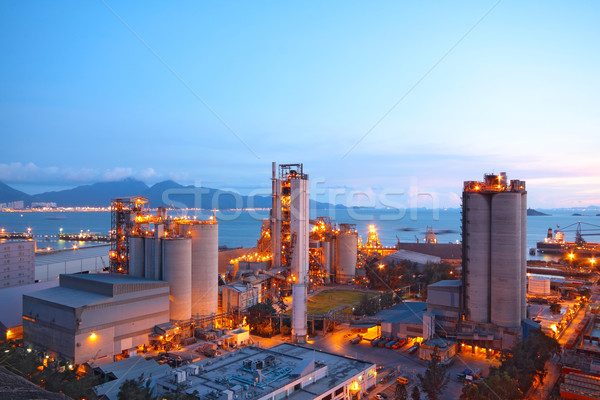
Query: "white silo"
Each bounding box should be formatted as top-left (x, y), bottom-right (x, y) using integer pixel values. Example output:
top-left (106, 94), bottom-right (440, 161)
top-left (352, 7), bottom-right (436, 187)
top-left (292, 283), bottom-right (307, 342)
top-left (335, 227), bottom-right (357, 284)
top-left (490, 192), bottom-right (522, 328)
top-left (128, 237), bottom-right (145, 278)
top-left (462, 190), bottom-right (491, 323)
top-left (162, 237), bottom-right (192, 321)
top-left (182, 222), bottom-right (219, 318)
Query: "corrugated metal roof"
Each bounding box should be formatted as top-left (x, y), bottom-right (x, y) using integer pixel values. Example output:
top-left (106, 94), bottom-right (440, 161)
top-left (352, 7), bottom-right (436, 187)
top-left (382, 250), bottom-right (441, 266)
top-left (35, 245), bottom-right (109, 266)
top-left (375, 301), bottom-right (427, 324)
top-left (429, 279), bottom-right (462, 287)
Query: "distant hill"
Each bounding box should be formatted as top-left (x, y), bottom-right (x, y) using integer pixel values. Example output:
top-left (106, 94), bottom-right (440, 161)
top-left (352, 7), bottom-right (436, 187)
top-left (0, 179), bottom-right (338, 210)
top-left (0, 182), bottom-right (33, 204)
top-left (30, 178), bottom-right (149, 207)
top-left (527, 208), bottom-right (551, 216)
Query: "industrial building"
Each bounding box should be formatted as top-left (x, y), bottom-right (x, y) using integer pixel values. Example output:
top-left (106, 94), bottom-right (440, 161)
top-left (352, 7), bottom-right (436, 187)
top-left (221, 281), bottom-right (261, 312)
top-left (110, 197), bottom-right (219, 322)
top-left (461, 172), bottom-right (527, 328)
top-left (376, 302), bottom-right (427, 339)
top-left (0, 239), bottom-right (35, 288)
top-left (22, 273), bottom-right (170, 364)
top-left (154, 343), bottom-right (376, 400)
top-left (0, 280), bottom-right (58, 341)
top-left (35, 244), bottom-right (109, 282)
top-left (426, 280), bottom-right (462, 334)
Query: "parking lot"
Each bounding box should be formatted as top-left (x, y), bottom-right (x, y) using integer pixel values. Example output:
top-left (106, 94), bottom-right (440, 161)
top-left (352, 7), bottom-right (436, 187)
top-left (299, 324), bottom-right (499, 399)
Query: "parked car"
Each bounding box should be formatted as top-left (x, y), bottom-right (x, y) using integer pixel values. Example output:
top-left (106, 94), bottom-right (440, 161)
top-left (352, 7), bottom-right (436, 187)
top-left (408, 343), bottom-right (420, 354)
top-left (376, 393), bottom-right (388, 399)
top-left (349, 336), bottom-right (361, 345)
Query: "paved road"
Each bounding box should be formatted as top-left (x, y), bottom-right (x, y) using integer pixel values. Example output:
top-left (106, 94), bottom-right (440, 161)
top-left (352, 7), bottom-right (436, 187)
top-left (257, 325), bottom-right (499, 399)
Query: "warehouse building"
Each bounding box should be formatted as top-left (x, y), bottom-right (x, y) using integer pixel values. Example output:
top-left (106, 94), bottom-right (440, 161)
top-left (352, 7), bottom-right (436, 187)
top-left (376, 302), bottom-right (427, 339)
top-left (23, 273), bottom-right (170, 364)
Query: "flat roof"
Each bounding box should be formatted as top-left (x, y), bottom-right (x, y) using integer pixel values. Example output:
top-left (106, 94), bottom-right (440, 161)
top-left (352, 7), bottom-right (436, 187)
top-left (375, 301), bottom-right (427, 324)
top-left (62, 273), bottom-right (161, 285)
top-left (158, 343), bottom-right (374, 399)
top-left (35, 245), bottom-right (109, 266)
top-left (24, 286), bottom-right (111, 308)
top-left (429, 279), bottom-right (462, 287)
top-left (0, 280), bottom-right (59, 328)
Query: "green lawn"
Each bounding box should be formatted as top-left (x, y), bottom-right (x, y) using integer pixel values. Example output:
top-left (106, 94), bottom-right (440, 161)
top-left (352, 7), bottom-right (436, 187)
top-left (304, 289), bottom-right (378, 315)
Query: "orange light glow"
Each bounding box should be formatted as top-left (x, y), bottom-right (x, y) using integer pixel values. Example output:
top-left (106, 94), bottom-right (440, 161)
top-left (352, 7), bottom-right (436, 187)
top-left (90, 332), bottom-right (97, 340)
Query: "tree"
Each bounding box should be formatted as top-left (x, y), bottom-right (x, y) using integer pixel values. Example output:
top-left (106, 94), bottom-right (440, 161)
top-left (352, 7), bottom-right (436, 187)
top-left (417, 347), bottom-right (450, 400)
top-left (549, 302), bottom-right (561, 315)
top-left (394, 382), bottom-right (408, 400)
top-left (496, 330), bottom-right (560, 393)
top-left (460, 371), bottom-right (522, 400)
top-left (276, 296), bottom-right (288, 313)
top-left (247, 301), bottom-right (276, 336)
top-left (117, 374), bottom-right (154, 400)
top-left (411, 385), bottom-right (421, 400)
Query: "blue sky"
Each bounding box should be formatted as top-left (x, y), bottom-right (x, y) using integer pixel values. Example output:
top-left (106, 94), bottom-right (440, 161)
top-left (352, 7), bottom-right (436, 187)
top-left (1, 1), bottom-right (599, 208)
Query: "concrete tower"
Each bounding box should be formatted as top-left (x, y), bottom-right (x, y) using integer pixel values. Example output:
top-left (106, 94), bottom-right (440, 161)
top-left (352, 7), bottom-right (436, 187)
top-left (290, 169), bottom-right (309, 344)
top-left (271, 162), bottom-right (282, 268)
top-left (462, 173), bottom-right (527, 329)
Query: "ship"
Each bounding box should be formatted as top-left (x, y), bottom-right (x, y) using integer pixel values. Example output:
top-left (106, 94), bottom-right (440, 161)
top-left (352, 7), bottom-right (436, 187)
top-left (536, 222), bottom-right (600, 258)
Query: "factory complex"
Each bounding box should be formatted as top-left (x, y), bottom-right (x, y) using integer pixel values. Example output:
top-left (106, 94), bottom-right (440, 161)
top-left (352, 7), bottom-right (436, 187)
top-left (6, 164), bottom-right (600, 399)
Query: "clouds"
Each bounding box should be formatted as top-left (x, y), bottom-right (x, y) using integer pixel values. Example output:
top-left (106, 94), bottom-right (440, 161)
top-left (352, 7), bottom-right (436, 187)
top-left (0, 162), bottom-right (161, 186)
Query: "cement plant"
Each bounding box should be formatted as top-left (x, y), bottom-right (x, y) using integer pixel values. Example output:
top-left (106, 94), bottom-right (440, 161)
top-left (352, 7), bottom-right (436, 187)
top-left (1, 165), bottom-right (599, 400)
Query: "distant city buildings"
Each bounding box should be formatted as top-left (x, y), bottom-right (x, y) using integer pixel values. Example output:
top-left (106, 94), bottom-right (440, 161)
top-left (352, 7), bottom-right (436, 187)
top-left (0, 200), bottom-right (24, 210)
top-left (0, 239), bottom-right (35, 288)
top-left (31, 202), bottom-right (57, 208)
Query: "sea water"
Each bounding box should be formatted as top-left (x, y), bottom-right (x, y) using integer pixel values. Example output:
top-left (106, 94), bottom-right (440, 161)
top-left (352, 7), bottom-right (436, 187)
top-left (0, 209), bottom-right (598, 259)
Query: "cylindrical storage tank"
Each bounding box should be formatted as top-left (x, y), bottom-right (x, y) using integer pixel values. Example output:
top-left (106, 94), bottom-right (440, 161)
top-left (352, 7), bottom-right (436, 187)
top-left (144, 237), bottom-right (159, 280)
top-left (128, 237), bottom-right (145, 277)
top-left (490, 193), bottom-right (522, 328)
top-left (322, 240), bottom-right (332, 283)
top-left (162, 237), bottom-right (192, 321)
top-left (463, 192), bottom-right (491, 323)
top-left (292, 283), bottom-right (307, 343)
top-left (336, 234), bottom-right (357, 284)
top-left (521, 192), bottom-right (528, 320)
top-left (187, 223), bottom-right (219, 318)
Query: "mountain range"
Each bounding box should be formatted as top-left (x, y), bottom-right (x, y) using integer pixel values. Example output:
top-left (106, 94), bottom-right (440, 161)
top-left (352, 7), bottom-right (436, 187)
top-left (0, 179), bottom-right (340, 209)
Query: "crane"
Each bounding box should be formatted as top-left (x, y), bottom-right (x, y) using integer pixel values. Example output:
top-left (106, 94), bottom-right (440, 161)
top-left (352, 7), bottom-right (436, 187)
top-left (555, 221), bottom-right (600, 246)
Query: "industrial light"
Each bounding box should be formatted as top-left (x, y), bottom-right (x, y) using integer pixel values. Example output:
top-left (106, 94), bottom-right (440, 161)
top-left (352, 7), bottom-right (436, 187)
top-left (90, 332), bottom-right (97, 340)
